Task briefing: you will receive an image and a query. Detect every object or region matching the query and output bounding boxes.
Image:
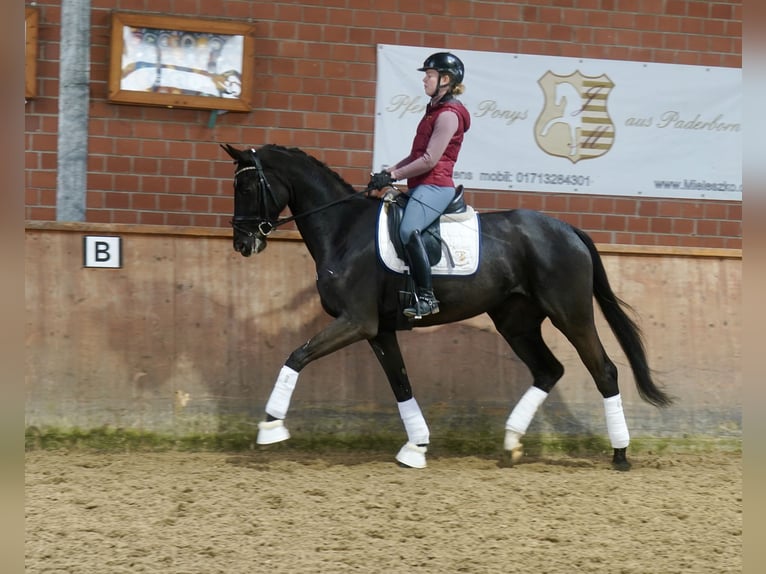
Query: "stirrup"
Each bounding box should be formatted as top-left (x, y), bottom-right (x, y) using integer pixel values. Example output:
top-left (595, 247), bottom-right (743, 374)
top-left (403, 292), bottom-right (439, 319)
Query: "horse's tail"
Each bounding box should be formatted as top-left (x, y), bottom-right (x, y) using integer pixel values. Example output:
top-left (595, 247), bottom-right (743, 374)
top-left (572, 226), bottom-right (674, 408)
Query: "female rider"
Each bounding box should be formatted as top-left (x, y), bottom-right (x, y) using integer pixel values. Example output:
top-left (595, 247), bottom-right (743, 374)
top-left (368, 52), bottom-right (471, 319)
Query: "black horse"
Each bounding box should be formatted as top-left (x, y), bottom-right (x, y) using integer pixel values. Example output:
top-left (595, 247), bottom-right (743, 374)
top-left (223, 143), bottom-right (672, 470)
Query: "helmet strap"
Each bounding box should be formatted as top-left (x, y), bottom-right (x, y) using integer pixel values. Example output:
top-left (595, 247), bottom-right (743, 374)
top-left (428, 76), bottom-right (450, 100)
top-left (430, 88), bottom-right (446, 103)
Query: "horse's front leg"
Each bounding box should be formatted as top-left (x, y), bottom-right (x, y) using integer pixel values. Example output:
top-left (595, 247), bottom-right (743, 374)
top-left (369, 330), bottom-right (429, 468)
top-left (256, 316), bottom-right (372, 445)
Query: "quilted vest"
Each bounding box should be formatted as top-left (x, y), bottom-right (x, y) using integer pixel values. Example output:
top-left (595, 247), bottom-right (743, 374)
top-left (407, 97), bottom-right (471, 189)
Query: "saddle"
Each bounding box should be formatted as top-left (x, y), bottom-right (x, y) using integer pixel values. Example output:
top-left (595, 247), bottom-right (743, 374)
top-left (385, 185), bottom-right (467, 267)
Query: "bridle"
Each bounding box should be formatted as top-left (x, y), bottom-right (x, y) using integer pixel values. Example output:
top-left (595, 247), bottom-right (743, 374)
top-left (230, 150), bottom-right (283, 238)
top-left (230, 148), bottom-right (370, 239)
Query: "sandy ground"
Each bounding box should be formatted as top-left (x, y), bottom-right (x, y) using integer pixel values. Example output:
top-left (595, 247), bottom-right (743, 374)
top-left (26, 449), bottom-right (741, 573)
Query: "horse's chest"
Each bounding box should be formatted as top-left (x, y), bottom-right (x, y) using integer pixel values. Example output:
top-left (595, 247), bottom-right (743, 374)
top-left (315, 264), bottom-right (374, 317)
top-left (315, 267), bottom-right (347, 315)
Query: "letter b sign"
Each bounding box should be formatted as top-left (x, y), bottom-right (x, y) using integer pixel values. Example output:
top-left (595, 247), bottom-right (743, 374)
top-left (83, 236), bottom-right (122, 268)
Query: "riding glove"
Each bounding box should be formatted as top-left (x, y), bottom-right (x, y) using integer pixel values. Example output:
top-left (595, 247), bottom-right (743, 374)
top-left (367, 170), bottom-right (395, 191)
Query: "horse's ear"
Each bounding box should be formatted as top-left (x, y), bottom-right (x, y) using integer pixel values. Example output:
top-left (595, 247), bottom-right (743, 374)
top-left (221, 143), bottom-right (242, 161)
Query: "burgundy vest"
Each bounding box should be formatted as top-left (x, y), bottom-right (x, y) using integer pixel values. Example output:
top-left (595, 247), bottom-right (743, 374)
top-left (407, 97), bottom-right (471, 189)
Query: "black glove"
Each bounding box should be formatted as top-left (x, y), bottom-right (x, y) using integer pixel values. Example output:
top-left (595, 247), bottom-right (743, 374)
top-left (367, 170), bottom-right (394, 191)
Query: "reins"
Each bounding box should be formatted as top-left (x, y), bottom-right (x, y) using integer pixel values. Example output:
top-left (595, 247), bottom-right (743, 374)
top-left (231, 149), bottom-right (370, 237)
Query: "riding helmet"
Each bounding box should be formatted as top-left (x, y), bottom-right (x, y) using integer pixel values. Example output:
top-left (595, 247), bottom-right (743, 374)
top-left (418, 52), bottom-right (465, 85)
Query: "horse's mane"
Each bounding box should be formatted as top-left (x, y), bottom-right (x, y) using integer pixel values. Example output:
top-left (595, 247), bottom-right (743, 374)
top-left (262, 144), bottom-right (358, 194)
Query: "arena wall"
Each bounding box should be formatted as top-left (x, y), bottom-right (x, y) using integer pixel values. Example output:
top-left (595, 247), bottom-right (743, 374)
top-left (25, 0), bottom-right (742, 248)
top-left (26, 224), bottom-right (741, 442)
top-left (25, 1), bottom-right (742, 445)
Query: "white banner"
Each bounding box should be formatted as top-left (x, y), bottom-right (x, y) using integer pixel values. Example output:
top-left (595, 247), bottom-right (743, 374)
top-left (373, 44), bottom-right (742, 201)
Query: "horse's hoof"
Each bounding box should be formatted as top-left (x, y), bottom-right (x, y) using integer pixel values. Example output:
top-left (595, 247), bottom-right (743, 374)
top-left (611, 447), bottom-right (631, 471)
top-left (256, 419), bottom-right (291, 444)
top-left (612, 459), bottom-right (632, 472)
top-left (395, 442), bottom-right (427, 468)
top-left (499, 445), bottom-right (524, 468)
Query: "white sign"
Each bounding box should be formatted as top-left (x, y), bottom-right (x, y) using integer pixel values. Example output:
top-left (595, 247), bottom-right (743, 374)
top-left (83, 236), bottom-right (122, 268)
top-left (373, 44), bottom-right (742, 201)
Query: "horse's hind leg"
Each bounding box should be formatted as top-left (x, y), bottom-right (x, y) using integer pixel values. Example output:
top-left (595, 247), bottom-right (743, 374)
top-left (556, 315), bottom-right (632, 471)
top-left (489, 308), bottom-right (564, 464)
top-left (369, 330), bottom-right (429, 468)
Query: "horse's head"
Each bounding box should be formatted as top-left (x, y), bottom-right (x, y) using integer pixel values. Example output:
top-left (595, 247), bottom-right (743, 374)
top-left (222, 144), bottom-right (287, 257)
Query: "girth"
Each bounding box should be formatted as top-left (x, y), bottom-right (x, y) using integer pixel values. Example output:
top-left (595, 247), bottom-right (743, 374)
top-left (386, 185), bottom-right (466, 266)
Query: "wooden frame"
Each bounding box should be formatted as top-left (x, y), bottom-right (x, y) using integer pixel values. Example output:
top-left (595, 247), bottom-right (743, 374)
top-left (26, 7), bottom-right (39, 100)
top-left (108, 12), bottom-right (255, 112)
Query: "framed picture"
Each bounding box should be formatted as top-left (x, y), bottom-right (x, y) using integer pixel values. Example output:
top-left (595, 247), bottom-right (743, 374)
top-left (26, 7), bottom-right (39, 100)
top-left (108, 12), bottom-right (256, 112)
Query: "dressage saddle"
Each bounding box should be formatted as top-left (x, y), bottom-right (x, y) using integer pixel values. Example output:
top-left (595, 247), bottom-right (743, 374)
top-left (385, 185), bottom-right (466, 267)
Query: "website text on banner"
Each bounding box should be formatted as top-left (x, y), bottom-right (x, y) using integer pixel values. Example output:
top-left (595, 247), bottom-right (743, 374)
top-left (373, 45), bottom-right (741, 202)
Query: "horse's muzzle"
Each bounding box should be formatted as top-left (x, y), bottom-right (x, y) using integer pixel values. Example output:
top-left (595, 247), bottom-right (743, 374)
top-left (233, 234), bottom-right (267, 257)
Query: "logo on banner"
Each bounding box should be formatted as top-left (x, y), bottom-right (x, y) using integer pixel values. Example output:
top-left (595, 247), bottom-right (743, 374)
top-left (534, 71), bottom-right (615, 163)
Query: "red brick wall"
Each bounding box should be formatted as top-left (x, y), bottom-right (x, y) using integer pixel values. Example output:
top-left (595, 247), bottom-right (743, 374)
top-left (25, 0), bottom-right (742, 248)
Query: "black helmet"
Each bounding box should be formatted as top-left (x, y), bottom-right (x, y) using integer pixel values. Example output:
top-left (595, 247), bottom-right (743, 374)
top-left (418, 52), bottom-right (465, 85)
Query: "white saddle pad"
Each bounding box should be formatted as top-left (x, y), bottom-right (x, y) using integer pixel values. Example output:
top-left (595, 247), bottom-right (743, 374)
top-left (376, 202), bottom-right (481, 276)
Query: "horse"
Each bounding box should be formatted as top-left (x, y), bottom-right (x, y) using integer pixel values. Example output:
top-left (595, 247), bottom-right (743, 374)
top-left (222, 143), bottom-right (672, 470)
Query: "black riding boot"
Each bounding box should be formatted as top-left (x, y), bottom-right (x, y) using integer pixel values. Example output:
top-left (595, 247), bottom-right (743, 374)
top-left (403, 230), bottom-right (439, 319)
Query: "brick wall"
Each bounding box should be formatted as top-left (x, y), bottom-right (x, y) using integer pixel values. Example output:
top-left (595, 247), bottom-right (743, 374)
top-left (24, 0), bottom-right (742, 248)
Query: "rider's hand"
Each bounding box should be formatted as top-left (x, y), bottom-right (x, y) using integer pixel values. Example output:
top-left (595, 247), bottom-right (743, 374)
top-left (366, 170), bottom-right (394, 192)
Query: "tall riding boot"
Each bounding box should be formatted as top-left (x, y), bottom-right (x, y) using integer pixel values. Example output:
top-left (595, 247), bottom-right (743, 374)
top-left (403, 230), bottom-right (439, 319)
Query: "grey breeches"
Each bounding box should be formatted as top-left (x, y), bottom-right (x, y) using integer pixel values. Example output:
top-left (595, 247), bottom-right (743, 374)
top-left (398, 184), bottom-right (455, 244)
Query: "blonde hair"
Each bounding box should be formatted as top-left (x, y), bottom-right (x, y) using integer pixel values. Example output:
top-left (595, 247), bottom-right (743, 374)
top-left (452, 83), bottom-right (465, 96)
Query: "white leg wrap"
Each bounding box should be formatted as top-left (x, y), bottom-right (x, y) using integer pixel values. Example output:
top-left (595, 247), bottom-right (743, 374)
top-left (505, 386), bottom-right (549, 435)
top-left (504, 430), bottom-right (524, 453)
top-left (264, 366), bottom-right (299, 420)
top-left (604, 394), bottom-right (630, 449)
top-left (504, 386), bottom-right (548, 452)
top-left (397, 397), bottom-right (430, 445)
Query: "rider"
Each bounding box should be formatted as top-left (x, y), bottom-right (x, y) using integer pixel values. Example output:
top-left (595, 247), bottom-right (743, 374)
top-left (368, 52), bottom-right (471, 319)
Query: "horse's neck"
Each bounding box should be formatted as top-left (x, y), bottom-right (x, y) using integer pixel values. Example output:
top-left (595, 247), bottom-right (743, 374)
top-left (261, 148), bottom-right (366, 263)
top-left (287, 175), bottom-right (360, 263)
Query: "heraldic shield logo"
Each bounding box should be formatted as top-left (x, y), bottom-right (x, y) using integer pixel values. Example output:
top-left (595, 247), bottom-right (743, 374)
top-left (534, 71), bottom-right (615, 163)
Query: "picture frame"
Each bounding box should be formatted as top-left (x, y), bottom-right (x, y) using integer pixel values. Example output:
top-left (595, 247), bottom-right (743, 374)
top-left (26, 7), bottom-right (39, 100)
top-left (108, 12), bottom-right (256, 112)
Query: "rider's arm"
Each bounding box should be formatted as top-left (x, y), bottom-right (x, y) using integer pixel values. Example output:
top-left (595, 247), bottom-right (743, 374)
top-left (388, 111), bottom-right (459, 182)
